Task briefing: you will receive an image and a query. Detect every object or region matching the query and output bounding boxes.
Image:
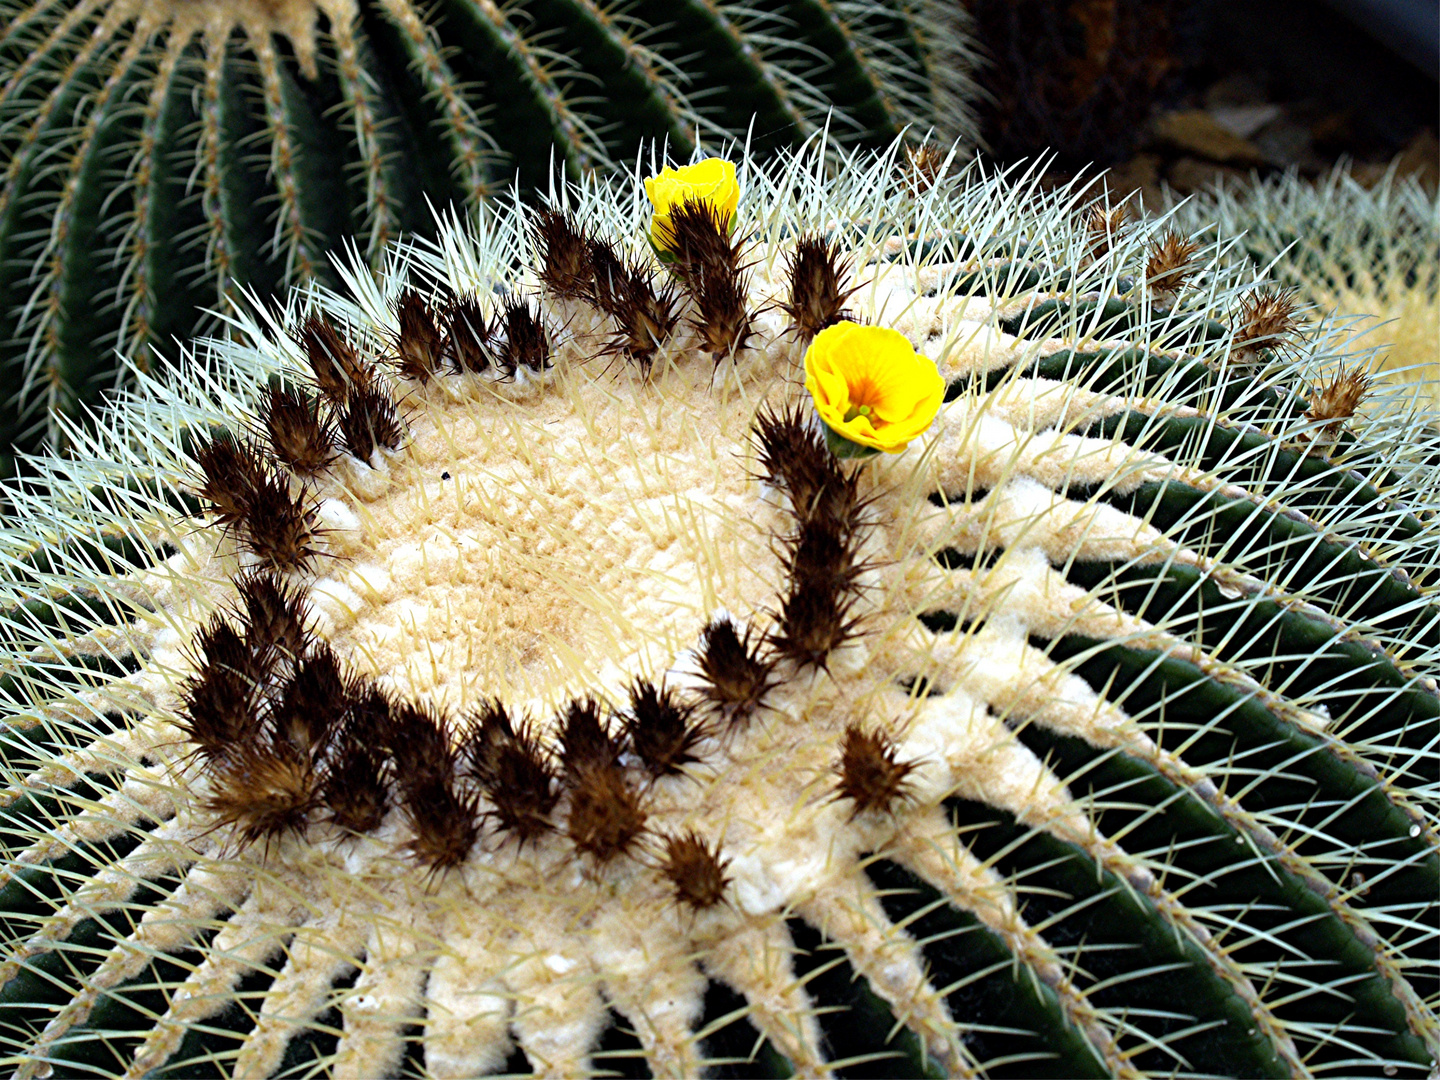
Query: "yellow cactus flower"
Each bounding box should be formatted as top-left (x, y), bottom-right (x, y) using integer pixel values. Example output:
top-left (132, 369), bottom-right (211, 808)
top-left (803, 321), bottom-right (945, 454)
top-left (644, 157), bottom-right (740, 252)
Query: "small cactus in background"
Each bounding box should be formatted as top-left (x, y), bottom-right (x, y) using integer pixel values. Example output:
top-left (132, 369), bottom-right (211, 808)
top-left (1170, 165), bottom-right (1440, 413)
top-left (0, 140), bottom-right (1436, 1078)
top-left (0, 0), bottom-right (979, 478)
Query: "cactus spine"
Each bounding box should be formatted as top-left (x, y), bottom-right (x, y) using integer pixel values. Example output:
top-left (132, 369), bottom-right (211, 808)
top-left (0, 140), bottom-right (1436, 1078)
top-left (0, 0), bottom-right (978, 477)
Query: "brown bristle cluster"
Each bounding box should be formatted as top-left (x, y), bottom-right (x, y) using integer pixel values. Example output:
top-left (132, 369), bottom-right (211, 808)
top-left (660, 830), bottom-right (731, 909)
top-left (588, 250), bottom-right (682, 373)
top-left (462, 700), bottom-right (559, 846)
top-left (492, 296), bottom-right (552, 375)
top-left (447, 294), bottom-right (492, 374)
top-left (1082, 204), bottom-right (1127, 264)
top-left (393, 289), bottom-right (448, 382)
top-left (753, 403), bottom-right (870, 670)
top-left (179, 614), bottom-right (271, 758)
top-left (623, 679), bottom-right (707, 779)
top-left (667, 199), bottom-right (758, 364)
top-left (294, 314), bottom-right (374, 403)
top-left (1232, 286), bottom-right (1303, 364)
top-left (320, 682), bottom-right (393, 834)
top-left (192, 433), bottom-right (320, 573)
top-left (237, 570), bottom-right (311, 666)
top-left (337, 385), bottom-right (404, 462)
top-left (193, 433), bottom-right (268, 528)
top-left (902, 142), bottom-right (946, 193)
top-left (387, 701), bottom-right (481, 871)
top-left (781, 235), bottom-right (858, 342)
top-left (186, 606), bottom-right (342, 846)
top-left (752, 402), bottom-right (862, 528)
top-left (1144, 229), bottom-right (1200, 302)
top-left (535, 208), bottom-right (595, 301)
top-left (833, 724), bottom-right (917, 819)
top-left (259, 385), bottom-right (336, 476)
top-left (202, 735), bottom-right (322, 848)
top-left (559, 696), bottom-right (647, 861)
top-left (693, 616), bottom-right (776, 723)
top-left (1305, 365), bottom-right (1371, 441)
top-left (288, 313), bottom-right (409, 464)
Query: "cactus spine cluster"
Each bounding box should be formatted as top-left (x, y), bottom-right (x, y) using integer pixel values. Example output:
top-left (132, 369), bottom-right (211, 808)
top-left (0, 0), bottom-right (978, 478)
top-left (0, 140), bottom-right (1436, 1078)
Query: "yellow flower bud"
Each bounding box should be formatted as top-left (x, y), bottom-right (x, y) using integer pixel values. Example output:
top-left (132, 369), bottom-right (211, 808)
top-left (803, 321), bottom-right (945, 454)
top-left (644, 158), bottom-right (740, 252)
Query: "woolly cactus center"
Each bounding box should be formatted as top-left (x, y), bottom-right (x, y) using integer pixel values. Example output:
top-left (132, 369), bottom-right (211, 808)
top-left (311, 354), bottom-right (788, 716)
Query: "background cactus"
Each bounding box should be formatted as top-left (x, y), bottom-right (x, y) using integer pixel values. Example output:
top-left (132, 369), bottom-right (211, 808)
top-left (0, 0), bottom-right (978, 479)
top-left (1168, 165), bottom-right (1440, 412)
top-left (0, 140), bottom-right (1437, 1078)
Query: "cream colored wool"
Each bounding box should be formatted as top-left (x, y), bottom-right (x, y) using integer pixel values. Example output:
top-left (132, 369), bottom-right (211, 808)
top-left (2, 143), bottom-right (1436, 1078)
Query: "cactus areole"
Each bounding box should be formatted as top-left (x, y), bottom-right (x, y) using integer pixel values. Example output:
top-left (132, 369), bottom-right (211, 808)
top-left (0, 143), bottom-right (1437, 1078)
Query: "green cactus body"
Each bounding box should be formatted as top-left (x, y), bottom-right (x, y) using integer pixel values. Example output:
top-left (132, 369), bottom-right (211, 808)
top-left (0, 143), bottom-right (1436, 1078)
top-left (0, 0), bottom-right (977, 477)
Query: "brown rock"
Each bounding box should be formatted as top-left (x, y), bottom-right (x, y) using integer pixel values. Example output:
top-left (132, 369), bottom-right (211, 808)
top-left (1152, 110), bottom-right (1266, 165)
top-left (1166, 157), bottom-right (1249, 194)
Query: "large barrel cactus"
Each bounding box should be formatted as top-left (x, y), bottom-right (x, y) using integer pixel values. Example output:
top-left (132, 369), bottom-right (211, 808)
top-left (0, 0), bottom-right (976, 476)
top-left (0, 141), bottom-right (1436, 1078)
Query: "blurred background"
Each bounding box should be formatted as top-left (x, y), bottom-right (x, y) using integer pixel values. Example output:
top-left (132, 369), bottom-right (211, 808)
top-left (965, 0), bottom-right (1438, 203)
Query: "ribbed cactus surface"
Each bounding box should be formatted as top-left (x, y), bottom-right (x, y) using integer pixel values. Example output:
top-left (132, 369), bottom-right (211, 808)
top-left (0, 143), bottom-right (1436, 1078)
top-left (0, 0), bottom-right (976, 477)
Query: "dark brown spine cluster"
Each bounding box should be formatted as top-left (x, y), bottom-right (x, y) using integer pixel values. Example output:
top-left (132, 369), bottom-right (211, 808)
top-left (752, 402), bottom-right (871, 671)
top-left (288, 313), bottom-right (408, 463)
top-left (666, 199), bottom-right (758, 365)
top-left (693, 616), bottom-right (776, 723)
top-left (660, 830), bottom-right (731, 909)
top-left (833, 723), bottom-right (917, 819)
top-left (781, 235), bottom-right (858, 342)
top-left (237, 569), bottom-right (311, 667)
top-left (180, 614), bottom-right (271, 758)
top-left (462, 699), bottom-right (559, 846)
top-left (192, 433), bottom-right (320, 573)
top-left (294, 314), bottom-right (374, 403)
top-left (387, 701), bottom-right (481, 872)
top-left (447, 295), bottom-right (493, 374)
top-left (337, 385), bottom-right (405, 462)
top-left (535, 208), bottom-right (595, 301)
top-left (558, 696), bottom-right (647, 861)
top-left (587, 247), bottom-right (681, 373)
top-left (393, 289), bottom-right (448, 382)
top-left (622, 678), bottom-right (707, 779)
top-left (1144, 229), bottom-right (1200, 303)
top-left (1232, 286), bottom-right (1303, 364)
top-left (321, 681), bottom-right (393, 834)
top-left (185, 596), bottom-right (341, 847)
top-left (492, 296), bottom-right (552, 375)
top-left (259, 385), bottom-right (336, 476)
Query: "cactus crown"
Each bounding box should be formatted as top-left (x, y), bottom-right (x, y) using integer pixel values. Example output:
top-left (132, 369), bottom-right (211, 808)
top-left (0, 139), bottom-right (1437, 1078)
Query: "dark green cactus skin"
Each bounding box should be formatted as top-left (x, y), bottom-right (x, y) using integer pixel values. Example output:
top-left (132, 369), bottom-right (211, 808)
top-left (0, 215), bottom-right (1435, 1076)
top-left (0, 0), bottom-right (973, 479)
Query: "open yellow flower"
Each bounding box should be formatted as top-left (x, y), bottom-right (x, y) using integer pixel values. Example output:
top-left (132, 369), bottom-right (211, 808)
top-left (803, 321), bottom-right (945, 454)
top-left (644, 158), bottom-right (740, 252)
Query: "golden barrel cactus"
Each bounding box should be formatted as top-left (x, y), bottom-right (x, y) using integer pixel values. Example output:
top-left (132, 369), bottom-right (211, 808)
top-left (0, 142), bottom-right (1436, 1077)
